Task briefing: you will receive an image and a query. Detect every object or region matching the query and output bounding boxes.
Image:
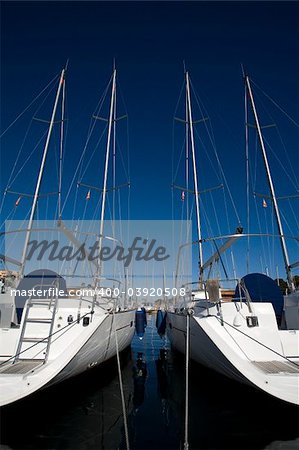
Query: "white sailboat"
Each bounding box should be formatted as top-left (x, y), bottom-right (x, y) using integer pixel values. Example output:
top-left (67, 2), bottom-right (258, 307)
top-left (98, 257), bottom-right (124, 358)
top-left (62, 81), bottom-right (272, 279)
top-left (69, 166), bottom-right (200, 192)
top-left (0, 66), bottom-right (136, 406)
top-left (167, 70), bottom-right (299, 405)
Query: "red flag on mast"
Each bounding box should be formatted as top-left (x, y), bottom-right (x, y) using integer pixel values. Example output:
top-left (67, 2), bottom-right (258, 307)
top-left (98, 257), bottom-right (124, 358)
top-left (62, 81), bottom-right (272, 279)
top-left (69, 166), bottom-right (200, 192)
top-left (15, 196), bottom-right (21, 207)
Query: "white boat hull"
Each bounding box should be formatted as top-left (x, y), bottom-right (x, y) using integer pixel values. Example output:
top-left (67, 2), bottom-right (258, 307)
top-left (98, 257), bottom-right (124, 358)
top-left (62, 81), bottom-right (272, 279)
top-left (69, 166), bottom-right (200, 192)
top-left (167, 303), bottom-right (299, 405)
top-left (0, 307), bottom-right (135, 406)
top-left (167, 311), bottom-right (246, 384)
top-left (52, 309), bottom-right (135, 384)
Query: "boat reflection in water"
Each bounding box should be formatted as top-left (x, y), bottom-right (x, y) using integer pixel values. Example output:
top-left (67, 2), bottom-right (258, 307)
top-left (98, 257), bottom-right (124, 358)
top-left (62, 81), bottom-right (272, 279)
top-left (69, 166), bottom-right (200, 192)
top-left (126, 315), bottom-right (181, 449)
top-left (132, 352), bottom-right (147, 413)
top-left (0, 348), bottom-right (133, 449)
top-left (155, 348), bottom-right (169, 426)
top-left (1, 314), bottom-right (298, 450)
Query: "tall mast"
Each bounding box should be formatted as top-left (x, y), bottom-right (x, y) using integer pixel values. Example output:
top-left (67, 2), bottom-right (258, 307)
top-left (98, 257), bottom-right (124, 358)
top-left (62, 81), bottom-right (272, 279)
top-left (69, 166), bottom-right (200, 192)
top-left (58, 68), bottom-right (66, 219)
top-left (244, 76), bottom-right (250, 274)
top-left (20, 68), bottom-right (66, 277)
top-left (112, 75), bottom-right (116, 225)
top-left (97, 69), bottom-right (117, 284)
top-left (185, 72), bottom-right (203, 278)
top-left (185, 74), bottom-right (189, 236)
top-left (245, 75), bottom-right (294, 291)
top-left (112, 64), bottom-right (117, 284)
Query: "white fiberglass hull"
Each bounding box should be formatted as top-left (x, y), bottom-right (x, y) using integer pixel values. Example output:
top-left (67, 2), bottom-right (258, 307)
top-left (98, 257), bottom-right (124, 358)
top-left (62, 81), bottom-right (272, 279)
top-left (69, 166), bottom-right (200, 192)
top-left (0, 309), bottom-right (135, 406)
top-left (167, 311), bottom-right (246, 384)
top-left (167, 303), bottom-right (299, 405)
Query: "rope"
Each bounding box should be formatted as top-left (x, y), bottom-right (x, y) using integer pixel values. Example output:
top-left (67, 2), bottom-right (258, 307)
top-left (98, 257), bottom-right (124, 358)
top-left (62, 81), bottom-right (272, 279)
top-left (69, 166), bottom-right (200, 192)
top-left (184, 312), bottom-right (190, 450)
top-left (211, 313), bottom-right (299, 367)
top-left (189, 303), bottom-right (299, 367)
top-left (112, 311), bottom-right (130, 450)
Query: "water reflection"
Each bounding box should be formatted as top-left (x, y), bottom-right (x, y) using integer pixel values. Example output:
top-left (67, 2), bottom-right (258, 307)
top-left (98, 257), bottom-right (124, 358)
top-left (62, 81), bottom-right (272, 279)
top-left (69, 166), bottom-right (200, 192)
top-left (1, 313), bottom-right (298, 450)
top-left (0, 348), bottom-right (133, 449)
top-left (127, 314), bottom-right (180, 449)
top-left (164, 351), bottom-right (299, 450)
top-left (132, 352), bottom-right (147, 413)
top-left (155, 348), bottom-right (169, 426)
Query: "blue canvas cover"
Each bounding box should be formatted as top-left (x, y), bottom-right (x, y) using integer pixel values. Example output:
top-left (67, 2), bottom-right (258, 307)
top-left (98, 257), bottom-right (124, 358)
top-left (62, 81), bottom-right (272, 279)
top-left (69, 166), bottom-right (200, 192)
top-left (233, 273), bottom-right (284, 321)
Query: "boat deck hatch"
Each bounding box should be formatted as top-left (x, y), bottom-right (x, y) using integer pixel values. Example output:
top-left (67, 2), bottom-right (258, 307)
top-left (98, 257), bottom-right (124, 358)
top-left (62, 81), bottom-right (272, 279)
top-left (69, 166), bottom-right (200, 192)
top-left (0, 359), bottom-right (43, 374)
top-left (252, 360), bottom-right (299, 374)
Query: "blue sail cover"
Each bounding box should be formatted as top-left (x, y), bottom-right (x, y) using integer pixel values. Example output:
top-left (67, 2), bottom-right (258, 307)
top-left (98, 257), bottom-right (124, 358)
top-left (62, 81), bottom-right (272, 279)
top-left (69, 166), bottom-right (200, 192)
top-left (233, 273), bottom-right (284, 321)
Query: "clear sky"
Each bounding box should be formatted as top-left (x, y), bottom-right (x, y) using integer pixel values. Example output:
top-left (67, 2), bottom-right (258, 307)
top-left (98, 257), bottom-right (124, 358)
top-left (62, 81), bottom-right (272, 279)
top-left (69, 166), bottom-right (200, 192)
top-left (1, 1), bottom-right (298, 282)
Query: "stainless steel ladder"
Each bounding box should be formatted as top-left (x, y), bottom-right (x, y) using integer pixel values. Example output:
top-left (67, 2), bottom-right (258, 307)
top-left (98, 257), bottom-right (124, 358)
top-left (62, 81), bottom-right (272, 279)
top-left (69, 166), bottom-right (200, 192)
top-left (14, 283), bottom-right (59, 364)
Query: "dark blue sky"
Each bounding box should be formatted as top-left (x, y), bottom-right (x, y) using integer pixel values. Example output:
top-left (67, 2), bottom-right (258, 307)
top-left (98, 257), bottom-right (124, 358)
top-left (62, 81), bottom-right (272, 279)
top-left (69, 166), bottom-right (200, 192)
top-left (1, 1), bottom-right (298, 279)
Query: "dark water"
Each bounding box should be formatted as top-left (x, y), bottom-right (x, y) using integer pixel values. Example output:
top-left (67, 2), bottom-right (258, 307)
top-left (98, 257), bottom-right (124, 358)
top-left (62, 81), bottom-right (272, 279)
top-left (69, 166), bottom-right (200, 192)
top-left (1, 314), bottom-right (299, 450)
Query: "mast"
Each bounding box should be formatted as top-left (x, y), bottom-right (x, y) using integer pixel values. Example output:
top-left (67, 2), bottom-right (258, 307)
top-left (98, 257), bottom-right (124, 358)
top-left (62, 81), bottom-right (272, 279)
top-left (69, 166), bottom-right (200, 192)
top-left (112, 73), bottom-right (117, 226)
top-left (185, 72), bottom-right (203, 278)
top-left (58, 68), bottom-right (66, 219)
top-left (185, 73), bottom-right (189, 237)
top-left (244, 76), bottom-right (250, 274)
top-left (245, 75), bottom-right (294, 292)
top-left (96, 69), bottom-right (117, 284)
top-left (20, 68), bottom-right (66, 277)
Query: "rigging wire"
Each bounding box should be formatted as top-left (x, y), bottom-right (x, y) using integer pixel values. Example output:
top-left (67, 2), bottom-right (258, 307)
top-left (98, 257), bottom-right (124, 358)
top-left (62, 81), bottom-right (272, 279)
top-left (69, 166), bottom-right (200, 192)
top-left (248, 84), bottom-right (299, 190)
top-left (251, 79), bottom-right (299, 128)
top-left (263, 201), bottom-right (272, 277)
top-left (61, 76), bottom-right (112, 216)
top-left (0, 73), bottom-right (59, 138)
top-left (79, 123), bottom-right (109, 182)
top-left (173, 136), bottom-right (187, 183)
top-left (190, 78), bottom-right (241, 226)
top-left (3, 71), bottom-right (60, 196)
top-left (4, 68), bottom-right (61, 201)
top-left (0, 121), bottom-right (34, 216)
top-left (279, 205), bottom-right (299, 238)
top-left (7, 129), bottom-right (48, 189)
top-left (253, 195), bottom-right (268, 274)
top-left (288, 198), bottom-right (299, 231)
top-left (172, 78), bottom-right (187, 290)
top-left (262, 135), bottom-right (299, 191)
top-left (273, 125), bottom-right (299, 191)
top-left (250, 134), bottom-right (268, 271)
